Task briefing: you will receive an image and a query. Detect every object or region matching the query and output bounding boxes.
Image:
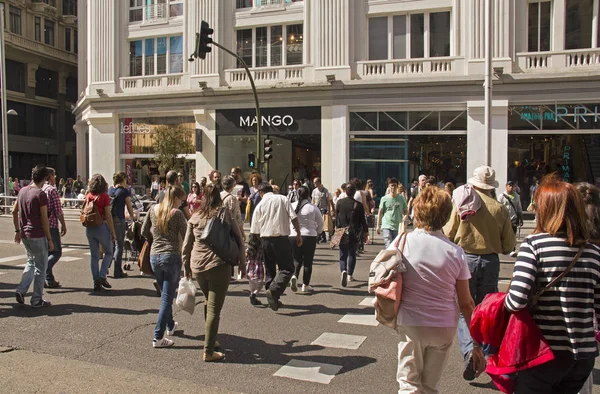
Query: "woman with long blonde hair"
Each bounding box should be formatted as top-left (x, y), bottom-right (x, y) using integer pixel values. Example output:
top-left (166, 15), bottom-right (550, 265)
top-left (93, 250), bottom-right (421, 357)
top-left (141, 185), bottom-right (187, 348)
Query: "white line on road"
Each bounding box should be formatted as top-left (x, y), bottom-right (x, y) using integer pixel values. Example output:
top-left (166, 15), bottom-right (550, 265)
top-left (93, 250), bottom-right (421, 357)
top-left (338, 313), bottom-right (379, 327)
top-left (0, 255), bottom-right (27, 264)
top-left (273, 359), bottom-right (342, 384)
top-left (60, 256), bottom-right (83, 262)
top-left (311, 332), bottom-right (367, 350)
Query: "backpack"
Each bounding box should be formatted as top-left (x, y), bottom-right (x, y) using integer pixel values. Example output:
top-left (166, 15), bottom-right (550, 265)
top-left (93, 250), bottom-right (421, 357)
top-left (80, 195), bottom-right (103, 227)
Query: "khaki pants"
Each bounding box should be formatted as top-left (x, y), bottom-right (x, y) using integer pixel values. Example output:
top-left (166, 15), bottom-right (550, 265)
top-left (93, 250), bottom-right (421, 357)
top-left (397, 325), bottom-right (456, 394)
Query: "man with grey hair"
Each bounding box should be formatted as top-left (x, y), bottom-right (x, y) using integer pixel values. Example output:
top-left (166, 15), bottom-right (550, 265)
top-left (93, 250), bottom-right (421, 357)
top-left (158, 170), bottom-right (190, 219)
top-left (221, 175), bottom-right (245, 241)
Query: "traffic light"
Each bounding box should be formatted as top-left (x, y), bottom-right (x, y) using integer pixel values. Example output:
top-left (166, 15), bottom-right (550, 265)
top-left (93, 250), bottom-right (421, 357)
top-left (195, 21), bottom-right (213, 59)
top-left (264, 139), bottom-right (273, 161)
top-left (248, 153), bottom-right (256, 168)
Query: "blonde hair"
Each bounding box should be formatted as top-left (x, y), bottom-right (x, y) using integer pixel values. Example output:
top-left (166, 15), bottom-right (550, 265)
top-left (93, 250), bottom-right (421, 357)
top-left (156, 185), bottom-right (185, 235)
top-left (413, 186), bottom-right (453, 231)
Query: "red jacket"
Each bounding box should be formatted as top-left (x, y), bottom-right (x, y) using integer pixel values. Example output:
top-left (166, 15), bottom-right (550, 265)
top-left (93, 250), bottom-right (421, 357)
top-left (470, 292), bottom-right (555, 394)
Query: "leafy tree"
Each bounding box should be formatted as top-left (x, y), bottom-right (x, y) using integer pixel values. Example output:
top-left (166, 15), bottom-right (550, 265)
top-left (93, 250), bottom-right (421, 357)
top-left (152, 125), bottom-right (195, 173)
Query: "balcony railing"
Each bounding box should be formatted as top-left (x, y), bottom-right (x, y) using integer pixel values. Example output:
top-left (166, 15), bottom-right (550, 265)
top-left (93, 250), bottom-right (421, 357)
top-left (224, 65), bottom-right (310, 86)
top-left (129, 3), bottom-right (168, 24)
top-left (236, 0), bottom-right (303, 10)
top-left (120, 74), bottom-right (187, 92)
top-left (5, 31), bottom-right (76, 65)
top-left (357, 57), bottom-right (461, 79)
top-left (517, 48), bottom-right (600, 72)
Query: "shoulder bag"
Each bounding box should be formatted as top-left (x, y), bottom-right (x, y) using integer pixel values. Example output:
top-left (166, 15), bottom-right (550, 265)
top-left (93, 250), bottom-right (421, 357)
top-left (368, 232), bottom-right (408, 292)
top-left (330, 201), bottom-right (357, 249)
top-left (199, 207), bottom-right (240, 266)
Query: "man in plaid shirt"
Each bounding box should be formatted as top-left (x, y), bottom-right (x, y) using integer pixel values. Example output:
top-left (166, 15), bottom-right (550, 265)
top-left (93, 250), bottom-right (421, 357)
top-left (42, 168), bottom-right (67, 288)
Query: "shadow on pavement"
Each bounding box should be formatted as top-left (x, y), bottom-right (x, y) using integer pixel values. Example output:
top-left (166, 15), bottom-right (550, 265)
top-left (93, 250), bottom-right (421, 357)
top-left (275, 303), bottom-right (371, 318)
top-left (0, 301), bottom-right (158, 318)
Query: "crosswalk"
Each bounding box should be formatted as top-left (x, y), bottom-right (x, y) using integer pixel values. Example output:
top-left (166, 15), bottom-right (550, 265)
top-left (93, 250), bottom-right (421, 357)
top-left (0, 247), bottom-right (84, 272)
top-left (273, 295), bottom-right (379, 385)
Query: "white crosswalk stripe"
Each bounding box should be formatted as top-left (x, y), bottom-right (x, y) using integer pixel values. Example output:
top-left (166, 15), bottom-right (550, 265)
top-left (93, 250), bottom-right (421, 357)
top-left (274, 359), bottom-right (342, 384)
top-left (311, 332), bottom-right (367, 350)
top-left (338, 313), bottom-right (379, 326)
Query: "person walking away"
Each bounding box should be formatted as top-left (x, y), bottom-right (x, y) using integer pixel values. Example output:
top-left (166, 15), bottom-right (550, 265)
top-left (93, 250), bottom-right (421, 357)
top-left (505, 176), bottom-right (600, 393)
top-left (498, 180), bottom-right (523, 256)
top-left (42, 168), bottom-right (66, 288)
top-left (290, 186), bottom-right (324, 293)
top-left (13, 165), bottom-right (54, 307)
top-left (335, 182), bottom-right (368, 286)
top-left (151, 176), bottom-right (160, 200)
top-left (109, 172), bottom-right (137, 278)
top-left (64, 179), bottom-right (73, 207)
top-left (376, 178), bottom-right (408, 249)
top-left (178, 172), bottom-right (190, 194)
top-left (247, 173), bottom-right (263, 221)
top-left (73, 175), bottom-right (84, 197)
top-left (395, 186), bottom-right (485, 393)
top-left (231, 167), bottom-right (251, 222)
top-left (182, 184), bottom-right (245, 361)
top-left (84, 174), bottom-right (117, 291)
top-left (407, 175), bottom-right (427, 219)
top-left (250, 182), bottom-right (302, 311)
top-left (443, 165), bottom-right (515, 381)
top-left (221, 175), bottom-right (246, 280)
top-left (187, 182), bottom-right (202, 215)
top-left (312, 177), bottom-right (333, 243)
top-left (246, 234), bottom-right (265, 305)
top-left (141, 185), bottom-right (187, 348)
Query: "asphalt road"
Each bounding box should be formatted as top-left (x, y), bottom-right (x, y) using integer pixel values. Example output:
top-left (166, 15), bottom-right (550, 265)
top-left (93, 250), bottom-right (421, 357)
top-left (0, 214), bottom-right (598, 393)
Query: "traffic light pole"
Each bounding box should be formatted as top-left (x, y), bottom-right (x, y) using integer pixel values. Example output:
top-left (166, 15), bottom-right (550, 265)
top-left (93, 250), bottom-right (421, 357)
top-left (210, 41), bottom-right (262, 172)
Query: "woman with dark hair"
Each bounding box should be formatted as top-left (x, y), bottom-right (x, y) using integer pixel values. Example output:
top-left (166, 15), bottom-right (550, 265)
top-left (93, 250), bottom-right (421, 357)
top-left (187, 182), bottom-right (202, 214)
top-left (182, 184), bottom-right (245, 362)
top-left (289, 186), bottom-right (324, 293)
top-left (84, 174), bottom-right (116, 291)
top-left (506, 176), bottom-right (600, 393)
top-left (247, 173), bottom-right (263, 221)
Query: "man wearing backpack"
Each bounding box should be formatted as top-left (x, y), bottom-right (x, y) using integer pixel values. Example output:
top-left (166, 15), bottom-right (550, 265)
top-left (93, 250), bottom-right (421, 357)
top-left (108, 172), bottom-right (137, 278)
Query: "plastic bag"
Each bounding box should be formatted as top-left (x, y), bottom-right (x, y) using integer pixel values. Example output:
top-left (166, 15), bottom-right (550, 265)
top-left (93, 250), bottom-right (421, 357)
top-left (175, 278), bottom-right (196, 315)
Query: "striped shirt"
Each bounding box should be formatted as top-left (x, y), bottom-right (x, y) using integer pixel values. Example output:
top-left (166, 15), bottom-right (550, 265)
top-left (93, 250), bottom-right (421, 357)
top-left (505, 233), bottom-right (600, 359)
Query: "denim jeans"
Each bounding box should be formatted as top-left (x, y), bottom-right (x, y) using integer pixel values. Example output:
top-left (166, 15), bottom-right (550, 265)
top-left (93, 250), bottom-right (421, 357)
top-left (339, 241), bottom-right (358, 275)
top-left (151, 254), bottom-right (182, 340)
top-left (86, 223), bottom-right (114, 283)
top-left (46, 227), bottom-right (62, 283)
top-left (382, 228), bottom-right (398, 249)
top-left (113, 218), bottom-right (127, 277)
top-left (457, 253), bottom-right (500, 360)
top-left (16, 237), bottom-right (48, 305)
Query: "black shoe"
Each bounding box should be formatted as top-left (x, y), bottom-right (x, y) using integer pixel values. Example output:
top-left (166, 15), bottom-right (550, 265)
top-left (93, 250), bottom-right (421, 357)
top-left (15, 291), bottom-right (25, 304)
top-left (93, 282), bottom-right (103, 291)
top-left (250, 294), bottom-right (262, 306)
top-left (99, 278), bottom-right (112, 289)
top-left (45, 280), bottom-right (62, 289)
top-left (463, 353), bottom-right (476, 381)
top-left (265, 290), bottom-right (279, 311)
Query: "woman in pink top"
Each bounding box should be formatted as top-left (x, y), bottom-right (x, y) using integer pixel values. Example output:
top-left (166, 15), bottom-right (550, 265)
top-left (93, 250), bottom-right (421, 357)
top-left (393, 186), bottom-right (484, 393)
top-left (187, 182), bottom-right (202, 214)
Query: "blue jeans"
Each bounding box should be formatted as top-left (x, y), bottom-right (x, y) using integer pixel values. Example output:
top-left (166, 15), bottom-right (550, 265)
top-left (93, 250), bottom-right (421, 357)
top-left (112, 218), bottom-right (126, 277)
top-left (16, 237), bottom-right (49, 305)
top-left (86, 223), bottom-right (113, 283)
top-left (339, 241), bottom-right (358, 276)
top-left (151, 254), bottom-right (182, 340)
top-left (457, 253), bottom-right (500, 360)
top-left (46, 227), bottom-right (62, 283)
top-left (382, 228), bottom-right (398, 249)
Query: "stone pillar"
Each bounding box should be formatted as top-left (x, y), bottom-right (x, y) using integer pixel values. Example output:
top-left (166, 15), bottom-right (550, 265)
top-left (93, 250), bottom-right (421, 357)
top-left (312, 0), bottom-right (351, 81)
top-left (194, 109), bottom-right (216, 180)
top-left (467, 100), bottom-right (509, 190)
top-left (74, 121), bottom-right (88, 178)
top-left (321, 105), bottom-right (348, 192)
top-left (85, 113), bottom-right (118, 180)
top-left (189, 0), bottom-right (221, 88)
top-left (88, 0), bottom-right (116, 94)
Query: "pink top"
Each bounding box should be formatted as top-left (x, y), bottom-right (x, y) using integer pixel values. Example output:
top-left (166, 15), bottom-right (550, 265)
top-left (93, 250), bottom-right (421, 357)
top-left (187, 193), bottom-right (202, 214)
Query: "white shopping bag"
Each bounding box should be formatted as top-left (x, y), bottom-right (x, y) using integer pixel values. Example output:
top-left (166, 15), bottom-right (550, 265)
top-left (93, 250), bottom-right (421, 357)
top-left (175, 278), bottom-right (196, 315)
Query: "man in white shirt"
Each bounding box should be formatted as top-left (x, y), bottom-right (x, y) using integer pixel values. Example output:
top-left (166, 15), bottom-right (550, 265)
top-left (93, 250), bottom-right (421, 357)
top-left (311, 177), bottom-right (334, 243)
top-left (250, 182), bottom-right (303, 311)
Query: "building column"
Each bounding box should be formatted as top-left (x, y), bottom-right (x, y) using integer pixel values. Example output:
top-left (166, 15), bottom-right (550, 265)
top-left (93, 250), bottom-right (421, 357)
top-left (74, 121), bottom-right (88, 178)
top-left (467, 100), bottom-right (509, 190)
top-left (194, 109), bottom-right (216, 180)
top-left (85, 113), bottom-right (118, 180)
top-left (321, 105), bottom-right (348, 191)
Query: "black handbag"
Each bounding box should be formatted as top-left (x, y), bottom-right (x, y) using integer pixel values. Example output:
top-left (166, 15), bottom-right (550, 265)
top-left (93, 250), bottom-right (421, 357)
top-left (199, 207), bottom-right (240, 266)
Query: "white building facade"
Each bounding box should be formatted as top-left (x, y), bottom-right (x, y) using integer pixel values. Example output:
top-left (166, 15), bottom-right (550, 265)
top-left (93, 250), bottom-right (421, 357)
top-left (75, 0), bottom-right (600, 201)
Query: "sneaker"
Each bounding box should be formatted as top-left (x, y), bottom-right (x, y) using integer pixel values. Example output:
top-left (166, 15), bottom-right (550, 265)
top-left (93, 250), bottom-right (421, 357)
top-left (341, 271), bottom-right (348, 287)
top-left (93, 282), bottom-right (103, 291)
top-left (153, 337), bottom-right (174, 348)
top-left (509, 251), bottom-right (518, 258)
top-left (99, 278), bottom-right (112, 289)
top-left (204, 351), bottom-right (225, 362)
top-left (463, 352), bottom-right (476, 381)
top-left (166, 322), bottom-right (179, 336)
top-left (32, 299), bottom-right (52, 308)
top-left (15, 291), bottom-right (25, 304)
top-left (302, 284), bottom-right (314, 293)
top-left (237, 271), bottom-right (243, 281)
top-left (290, 275), bottom-right (298, 292)
top-left (265, 290), bottom-right (279, 311)
top-left (348, 275), bottom-right (354, 282)
top-left (250, 294), bottom-right (262, 306)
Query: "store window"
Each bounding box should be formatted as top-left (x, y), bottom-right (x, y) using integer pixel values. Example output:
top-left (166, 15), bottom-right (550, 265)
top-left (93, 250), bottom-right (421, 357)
top-left (44, 19), bottom-right (55, 46)
top-left (119, 116), bottom-right (195, 154)
top-left (9, 6), bottom-right (21, 35)
top-left (509, 104), bottom-right (600, 130)
top-left (368, 11), bottom-right (451, 60)
top-left (35, 17), bottom-right (41, 42)
top-left (129, 35), bottom-right (182, 76)
top-left (565, 0), bottom-right (593, 49)
top-left (6, 60), bottom-right (25, 93)
top-left (350, 110), bottom-right (467, 131)
top-left (35, 67), bottom-right (58, 99)
top-left (65, 27), bottom-right (71, 52)
top-left (235, 23), bottom-right (303, 68)
top-left (528, 1), bottom-right (551, 52)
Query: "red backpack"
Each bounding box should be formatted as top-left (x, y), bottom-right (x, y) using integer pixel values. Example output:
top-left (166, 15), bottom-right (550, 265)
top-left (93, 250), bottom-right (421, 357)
top-left (80, 195), bottom-right (103, 227)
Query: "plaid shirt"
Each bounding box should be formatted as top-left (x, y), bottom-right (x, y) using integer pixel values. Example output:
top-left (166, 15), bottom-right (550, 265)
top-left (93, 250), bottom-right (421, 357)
top-left (42, 183), bottom-right (63, 229)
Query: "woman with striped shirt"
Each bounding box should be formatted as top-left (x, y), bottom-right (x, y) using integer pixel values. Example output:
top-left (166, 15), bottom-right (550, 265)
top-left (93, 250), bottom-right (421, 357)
top-left (505, 176), bottom-right (600, 393)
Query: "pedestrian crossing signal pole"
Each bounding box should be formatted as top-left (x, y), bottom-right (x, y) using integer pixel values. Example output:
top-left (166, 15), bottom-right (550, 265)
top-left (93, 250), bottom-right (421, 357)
top-left (189, 21), bottom-right (263, 173)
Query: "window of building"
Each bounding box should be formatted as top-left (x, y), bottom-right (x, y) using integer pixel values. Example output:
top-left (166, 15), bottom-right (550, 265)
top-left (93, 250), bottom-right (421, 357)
top-left (236, 0), bottom-right (253, 8)
top-left (393, 15), bottom-right (407, 59)
top-left (65, 27), bottom-right (71, 52)
top-left (130, 0), bottom-right (183, 22)
top-left (9, 6), bottom-right (21, 35)
top-left (7, 101), bottom-right (26, 136)
top-left (286, 24), bottom-right (303, 65)
top-left (565, 0), bottom-right (594, 49)
top-left (235, 24), bottom-right (303, 68)
top-left (169, 0), bottom-right (183, 17)
top-left (35, 17), bottom-right (41, 42)
top-left (129, 0), bottom-right (144, 22)
top-left (35, 67), bottom-right (59, 99)
top-left (66, 76), bottom-right (78, 102)
top-left (236, 29), bottom-right (253, 67)
top-left (256, 27), bottom-right (268, 67)
top-left (271, 25), bottom-right (283, 66)
top-left (369, 17), bottom-right (387, 60)
top-left (74, 29), bottom-right (78, 54)
top-left (129, 35), bottom-right (183, 76)
top-left (44, 19), bottom-right (55, 46)
top-left (6, 60), bottom-right (25, 93)
top-left (430, 12), bottom-right (450, 57)
top-left (33, 106), bottom-right (57, 139)
top-left (62, 0), bottom-right (77, 15)
top-left (528, 1), bottom-right (552, 52)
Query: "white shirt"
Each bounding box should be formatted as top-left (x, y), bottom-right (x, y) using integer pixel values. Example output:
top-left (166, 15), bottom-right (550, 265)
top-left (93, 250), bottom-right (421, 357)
top-left (311, 186), bottom-right (330, 211)
top-left (250, 192), bottom-right (297, 237)
top-left (290, 200), bottom-right (325, 237)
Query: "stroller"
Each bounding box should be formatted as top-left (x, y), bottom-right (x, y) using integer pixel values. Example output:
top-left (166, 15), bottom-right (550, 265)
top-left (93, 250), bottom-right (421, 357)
top-left (123, 219), bottom-right (145, 271)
